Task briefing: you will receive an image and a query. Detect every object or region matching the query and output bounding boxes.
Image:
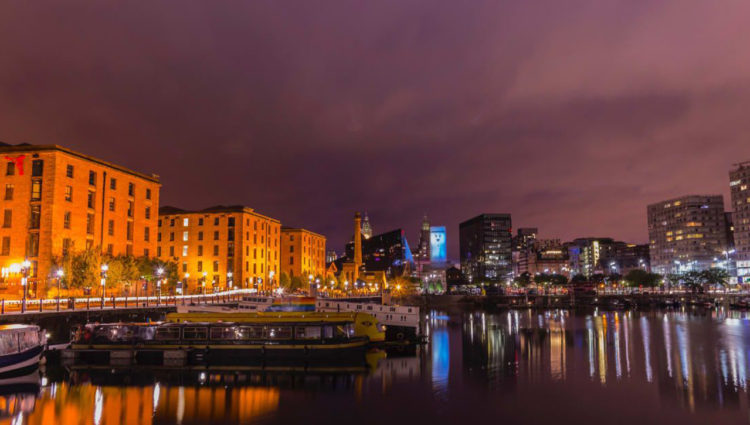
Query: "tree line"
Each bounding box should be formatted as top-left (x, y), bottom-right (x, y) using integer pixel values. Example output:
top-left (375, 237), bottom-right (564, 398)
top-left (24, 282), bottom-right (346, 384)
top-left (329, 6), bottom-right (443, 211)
top-left (51, 247), bottom-right (178, 293)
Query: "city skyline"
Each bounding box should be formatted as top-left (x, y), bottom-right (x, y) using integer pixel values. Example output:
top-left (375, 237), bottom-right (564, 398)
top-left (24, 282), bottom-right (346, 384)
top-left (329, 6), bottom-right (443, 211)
top-left (3, 1), bottom-right (750, 258)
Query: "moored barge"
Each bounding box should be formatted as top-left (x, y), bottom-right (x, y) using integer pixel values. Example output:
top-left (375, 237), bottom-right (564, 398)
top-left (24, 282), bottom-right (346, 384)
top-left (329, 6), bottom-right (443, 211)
top-left (68, 318), bottom-right (370, 365)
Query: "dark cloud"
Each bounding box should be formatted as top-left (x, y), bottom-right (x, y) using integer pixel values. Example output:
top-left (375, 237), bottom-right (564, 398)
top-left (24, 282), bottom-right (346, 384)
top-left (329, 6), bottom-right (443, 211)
top-left (2, 0), bottom-right (750, 259)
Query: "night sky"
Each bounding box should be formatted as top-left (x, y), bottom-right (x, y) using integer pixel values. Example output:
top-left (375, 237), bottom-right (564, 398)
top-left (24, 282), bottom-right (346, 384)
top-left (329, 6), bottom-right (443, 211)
top-left (2, 1), bottom-right (749, 260)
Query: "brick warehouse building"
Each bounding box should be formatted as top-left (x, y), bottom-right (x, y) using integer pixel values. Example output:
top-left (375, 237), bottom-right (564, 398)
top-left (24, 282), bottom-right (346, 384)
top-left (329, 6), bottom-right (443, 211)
top-left (157, 206), bottom-right (280, 293)
top-left (280, 227), bottom-right (326, 280)
top-left (0, 143), bottom-right (161, 296)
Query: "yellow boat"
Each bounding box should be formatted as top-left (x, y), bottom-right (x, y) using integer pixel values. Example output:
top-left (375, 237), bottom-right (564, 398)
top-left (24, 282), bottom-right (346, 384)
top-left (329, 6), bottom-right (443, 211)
top-left (166, 312), bottom-right (386, 343)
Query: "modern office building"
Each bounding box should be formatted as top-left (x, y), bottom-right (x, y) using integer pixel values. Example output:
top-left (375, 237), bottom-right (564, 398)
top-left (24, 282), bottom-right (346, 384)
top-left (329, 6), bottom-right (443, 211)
top-left (512, 227), bottom-right (538, 276)
top-left (0, 143), bottom-right (161, 296)
top-left (525, 239), bottom-right (569, 276)
top-left (157, 205), bottom-right (280, 293)
top-left (566, 238), bottom-right (618, 276)
top-left (415, 214), bottom-right (430, 263)
top-left (730, 162), bottom-right (750, 280)
top-left (459, 214), bottom-right (512, 284)
top-left (647, 195), bottom-right (728, 275)
top-left (338, 227), bottom-right (414, 279)
top-left (280, 227), bottom-right (326, 279)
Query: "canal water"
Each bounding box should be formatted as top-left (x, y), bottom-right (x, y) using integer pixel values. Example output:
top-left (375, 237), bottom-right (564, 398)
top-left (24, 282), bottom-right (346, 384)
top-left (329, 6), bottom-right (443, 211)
top-left (4, 308), bottom-right (750, 424)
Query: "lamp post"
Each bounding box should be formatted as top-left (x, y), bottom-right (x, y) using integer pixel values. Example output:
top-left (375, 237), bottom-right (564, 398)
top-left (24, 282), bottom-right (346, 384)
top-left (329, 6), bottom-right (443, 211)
top-left (269, 270), bottom-right (275, 292)
top-left (20, 259), bottom-right (31, 313)
top-left (100, 264), bottom-right (108, 308)
top-left (201, 272), bottom-right (207, 295)
top-left (156, 267), bottom-right (164, 305)
top-left (227, 272), bottom-right (233, 290)
top-left (56, 268), bottom-right (64, 311)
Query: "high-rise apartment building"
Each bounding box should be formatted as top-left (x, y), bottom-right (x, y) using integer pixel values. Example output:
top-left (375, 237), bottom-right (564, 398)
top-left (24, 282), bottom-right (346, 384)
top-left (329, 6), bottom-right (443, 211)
top-left (0, 143), bottom-right (160, 295)
top-left (647, 195), bottom-right (728, 275)
top-left (730, 162), bottom-right (750, 279)
top-left (459, 214), bottom-right (512, 284)
top-left (280, 227), bottom-right (326, 279)
top-left (157, 206), bottom-right (280, 293)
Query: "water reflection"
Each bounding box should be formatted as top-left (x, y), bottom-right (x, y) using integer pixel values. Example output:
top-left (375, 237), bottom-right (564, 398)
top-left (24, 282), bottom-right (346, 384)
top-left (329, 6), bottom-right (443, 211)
top-left (4, 309), bottom-right (750, 424)
top-left (458, 309), bottom-right (750, 415)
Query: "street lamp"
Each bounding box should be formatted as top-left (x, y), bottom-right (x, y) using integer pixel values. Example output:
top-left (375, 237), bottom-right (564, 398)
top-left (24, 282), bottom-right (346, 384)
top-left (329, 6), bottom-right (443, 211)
top-left (269, 270), bottom-right (275, 291)
top-left (156, 267), bottom-right (164, 304)
top-left (20, 259), bottom-right (31, 313)
top-left (100, 264), bottom-right (108, 308)
top-left (56, 268), bottom-right (64, 311)
top-left (227, 272), bottom-right (233, 289)
top-left (201, 272), bottom-right (207, 295)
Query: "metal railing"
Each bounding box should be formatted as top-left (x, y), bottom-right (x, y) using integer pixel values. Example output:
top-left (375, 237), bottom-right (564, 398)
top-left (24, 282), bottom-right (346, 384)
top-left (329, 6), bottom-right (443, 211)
top-left (0, 289), bottom-right (253, 315)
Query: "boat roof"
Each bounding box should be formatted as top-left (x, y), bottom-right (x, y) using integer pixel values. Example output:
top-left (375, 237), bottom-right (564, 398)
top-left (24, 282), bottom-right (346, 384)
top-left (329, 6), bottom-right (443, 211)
top-left (0, 324), bottom-right (39, 332)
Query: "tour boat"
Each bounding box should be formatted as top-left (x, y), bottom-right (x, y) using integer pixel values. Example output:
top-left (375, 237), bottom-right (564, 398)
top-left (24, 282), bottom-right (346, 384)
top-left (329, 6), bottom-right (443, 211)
top-left (70, 318), bottom-right (372, 364)
top-left (0, 325), bottom-right (46, 376)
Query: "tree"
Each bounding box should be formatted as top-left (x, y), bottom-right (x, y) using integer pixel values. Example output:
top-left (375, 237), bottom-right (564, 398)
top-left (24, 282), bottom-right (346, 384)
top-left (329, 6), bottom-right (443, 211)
top-left (279, 272), bottom-right (291, 289)
top-left (533, 273), bottom-right (553, 286)
top-left (606, 273), bottom-right (622, 285)
top-left (700, 268), bottom-right (729, 288)
top-left (571, 274), bottom-right (588, 284)
top-left (287, 276), bottom-right (305, 292)
top-left (68, 247), bottom-right (102, 290)
top-left (624, 269), bottom-right (662, 288)
top-left (665, 273), bottom-right (682, 290)
top-left (683, 271), bottom-right (703, 293)
top-left (513, 272), bottom-right (531, 287)
top-left (103, 255), bottom-right (140, 290)
top-left (550, 274), bottom-right (569, 286)
top-left (590, 273), bottom-right (606, 284)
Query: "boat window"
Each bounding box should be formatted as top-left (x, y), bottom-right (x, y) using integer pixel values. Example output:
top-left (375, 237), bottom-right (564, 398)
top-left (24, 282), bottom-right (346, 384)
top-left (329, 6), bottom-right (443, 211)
top-left (0, 334), bottom-right (19, 355)
top-left (322, 326), bottom-right (334, 339)
top-left (138, 327), bottom-right (156, 341)
top-left (155, 327), bottom-right (181, 340)
top-left (265, 326), bottom-right (292, 339)
top-left (19, 330), bottom-right (40, 350)
top-left (334, 325), bottom-right (348, 338)
top-left (238, 326), bottom-right (264, 340)
top-left (210, 326), bottom-right (237, 340)
top-left (183, 327), bottom-right (208, 340)
top-left (295, 326), bottom-right (321, 340)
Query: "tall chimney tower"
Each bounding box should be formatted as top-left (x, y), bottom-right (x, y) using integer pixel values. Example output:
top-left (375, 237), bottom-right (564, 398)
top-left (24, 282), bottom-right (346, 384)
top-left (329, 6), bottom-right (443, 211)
top-left (354, 212), bottom-right (363, 269)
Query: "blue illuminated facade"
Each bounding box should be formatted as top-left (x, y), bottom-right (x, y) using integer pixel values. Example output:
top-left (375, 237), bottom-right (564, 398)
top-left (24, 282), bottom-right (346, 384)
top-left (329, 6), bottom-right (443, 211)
top-left (430, 226), bottom-right (447, 264)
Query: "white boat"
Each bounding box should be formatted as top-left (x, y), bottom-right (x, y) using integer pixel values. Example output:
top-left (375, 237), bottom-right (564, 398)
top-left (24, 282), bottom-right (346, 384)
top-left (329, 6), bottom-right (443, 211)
top-left (0, 325), bottom-right (46, 376)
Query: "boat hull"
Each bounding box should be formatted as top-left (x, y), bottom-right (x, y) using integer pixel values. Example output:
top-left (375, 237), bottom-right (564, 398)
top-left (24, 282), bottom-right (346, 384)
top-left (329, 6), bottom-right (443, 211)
top-left (0, 345), bottom-right (44, 377)
top-left (70, 340), bottom-right (369, 365)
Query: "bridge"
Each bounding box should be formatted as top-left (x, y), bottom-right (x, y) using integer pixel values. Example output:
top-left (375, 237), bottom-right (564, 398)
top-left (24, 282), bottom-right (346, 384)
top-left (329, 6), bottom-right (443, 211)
top-left (0, 289), bottom-right (251, 316)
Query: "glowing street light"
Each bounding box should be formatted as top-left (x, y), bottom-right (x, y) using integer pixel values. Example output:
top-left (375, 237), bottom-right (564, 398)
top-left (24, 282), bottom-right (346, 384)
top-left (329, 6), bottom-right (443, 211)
top-left (100, 264), bottom-right (109, 308)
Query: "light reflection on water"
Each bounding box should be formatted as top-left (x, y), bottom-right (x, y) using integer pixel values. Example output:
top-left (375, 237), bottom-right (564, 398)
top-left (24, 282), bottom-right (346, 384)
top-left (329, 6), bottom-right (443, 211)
top-left (2, 308), bottom-right (750, 424)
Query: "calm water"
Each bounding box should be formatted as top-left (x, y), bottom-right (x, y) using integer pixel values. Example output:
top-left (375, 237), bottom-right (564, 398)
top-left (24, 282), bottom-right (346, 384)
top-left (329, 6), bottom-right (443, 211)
top-left (4, 308), bottom-right (750, 424)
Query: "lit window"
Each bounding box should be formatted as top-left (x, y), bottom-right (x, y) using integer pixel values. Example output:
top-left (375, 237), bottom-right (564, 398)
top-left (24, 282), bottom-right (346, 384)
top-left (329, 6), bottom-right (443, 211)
top-left (183, 218), bottom-right (189, 227)
top-left (182, 245), bottom-right (188, 256)
top-left (183, 231), bottom-right (189, 241)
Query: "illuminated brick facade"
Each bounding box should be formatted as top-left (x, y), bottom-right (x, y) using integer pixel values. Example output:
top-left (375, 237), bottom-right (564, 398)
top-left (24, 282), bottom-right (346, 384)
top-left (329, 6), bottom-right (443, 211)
top-left (158, 206), bottom-right (280, 293)
top-left (280, 227), bottom-right (326, 279)
top-left (0, 144), bottom-right (160, 295)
